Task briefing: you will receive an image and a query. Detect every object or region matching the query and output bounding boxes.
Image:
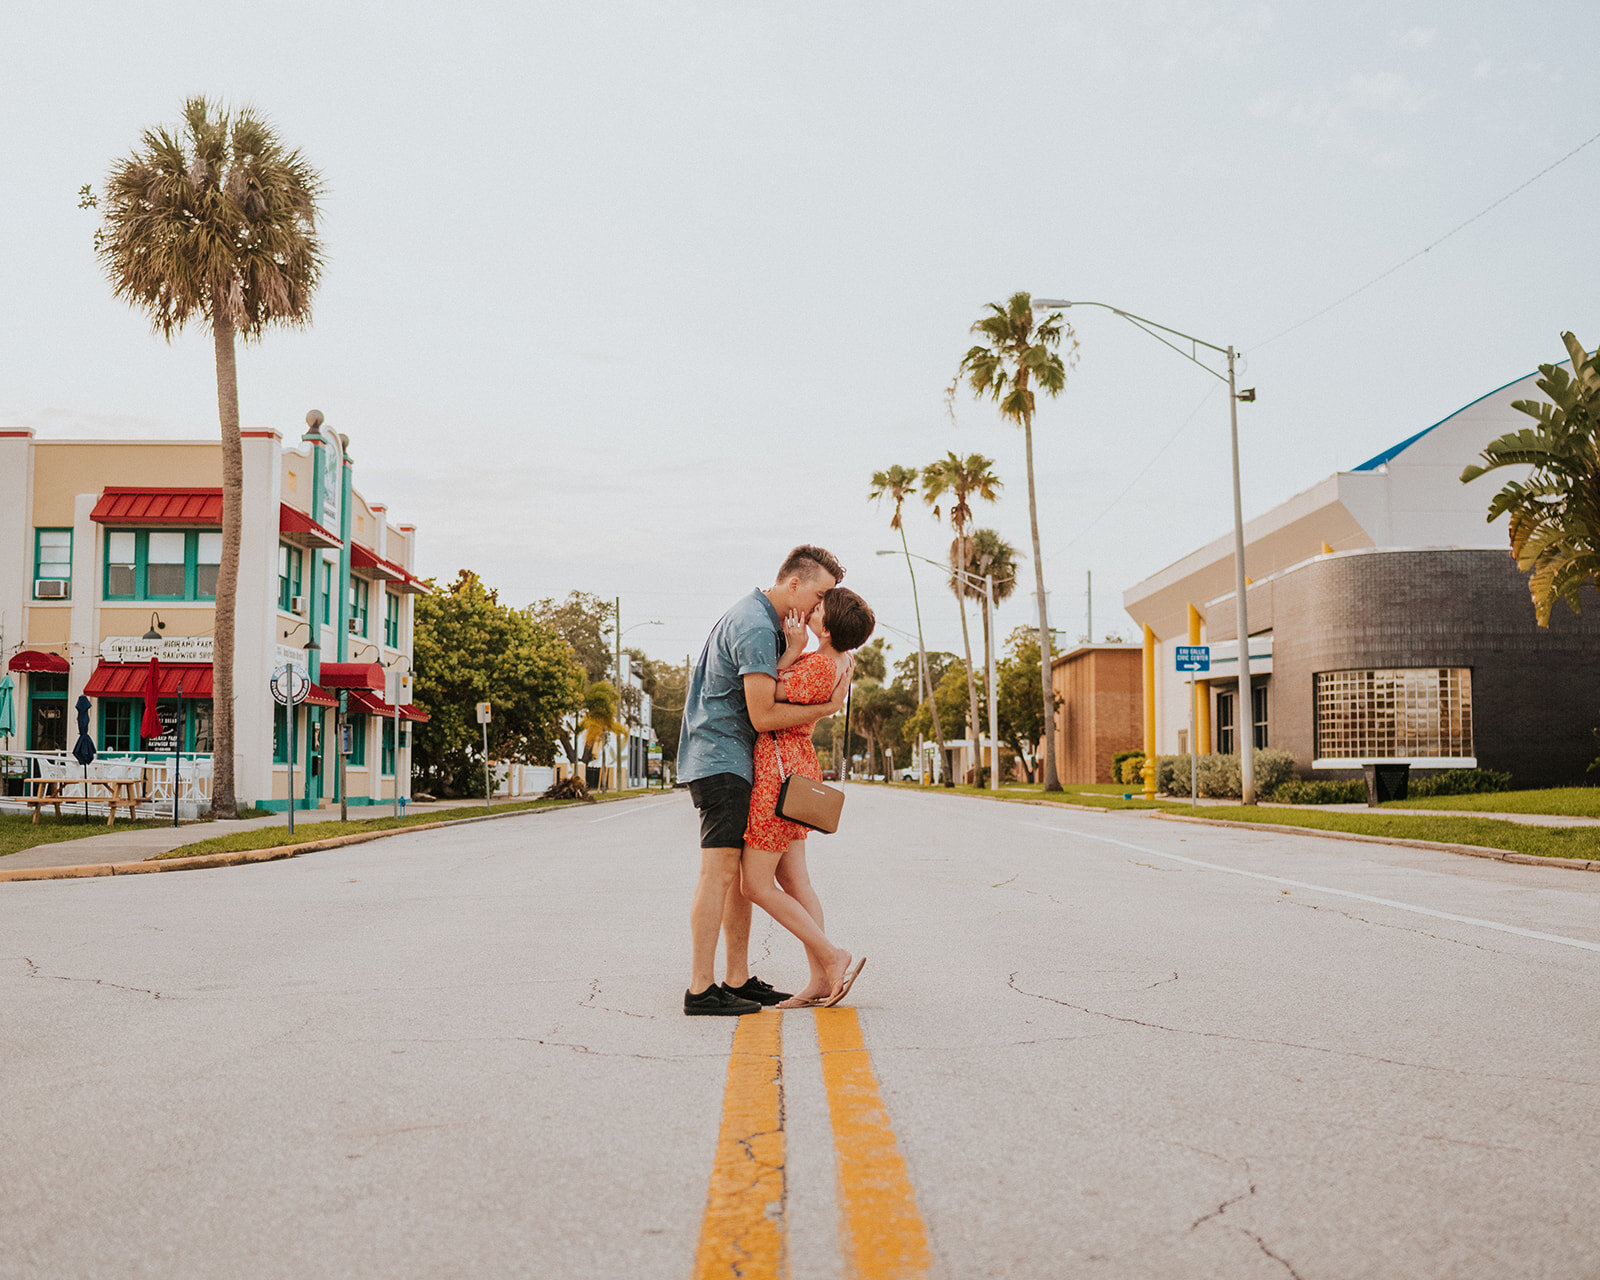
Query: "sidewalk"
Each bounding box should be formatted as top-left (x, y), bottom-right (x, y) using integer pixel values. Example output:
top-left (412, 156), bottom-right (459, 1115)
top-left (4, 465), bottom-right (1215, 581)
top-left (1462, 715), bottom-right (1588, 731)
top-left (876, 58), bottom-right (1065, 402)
top-left (0, 796), bottom-right (555, 873)
top-left (1142, 794), bottom-right (1600, 828)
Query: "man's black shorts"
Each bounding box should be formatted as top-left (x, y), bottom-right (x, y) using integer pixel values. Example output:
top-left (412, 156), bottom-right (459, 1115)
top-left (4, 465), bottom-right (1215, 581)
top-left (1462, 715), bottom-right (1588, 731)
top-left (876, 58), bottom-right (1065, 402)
top-left (687, 772), bottom-right (752, 849)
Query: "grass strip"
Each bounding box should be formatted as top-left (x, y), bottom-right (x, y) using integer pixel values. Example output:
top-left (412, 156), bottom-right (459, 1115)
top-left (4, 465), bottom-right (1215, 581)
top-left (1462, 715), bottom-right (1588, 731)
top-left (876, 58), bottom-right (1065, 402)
top-left (882, 780), bottom-right (1170, 811)
top-left (0, 813), bottom-right (171, 860)
top-left (156, 790), bottom-right (654, 860)
top-left (1177, 804), bottom-right (1600, 862)
top-left (1380, 786), bottom-right (1600, 817)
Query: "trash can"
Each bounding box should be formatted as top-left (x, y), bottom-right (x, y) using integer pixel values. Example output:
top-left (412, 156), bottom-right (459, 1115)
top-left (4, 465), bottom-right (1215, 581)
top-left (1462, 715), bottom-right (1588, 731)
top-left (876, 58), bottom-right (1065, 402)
top-left (1362, 762), bottom-right (1410, 806)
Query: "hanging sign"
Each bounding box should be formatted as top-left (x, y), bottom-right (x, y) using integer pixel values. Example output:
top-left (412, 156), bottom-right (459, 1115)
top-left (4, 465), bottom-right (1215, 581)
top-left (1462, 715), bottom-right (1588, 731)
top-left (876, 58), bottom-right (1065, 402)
top-left (270, 663), bottom-right (311, 706)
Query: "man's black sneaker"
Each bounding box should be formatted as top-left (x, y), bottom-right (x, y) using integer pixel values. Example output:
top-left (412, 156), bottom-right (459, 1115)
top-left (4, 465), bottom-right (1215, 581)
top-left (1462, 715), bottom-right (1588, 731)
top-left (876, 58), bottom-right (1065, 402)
top-left (685, 985), bottom-right (763, 1016)
top-left (721, 976), bottom-right (793, 1007)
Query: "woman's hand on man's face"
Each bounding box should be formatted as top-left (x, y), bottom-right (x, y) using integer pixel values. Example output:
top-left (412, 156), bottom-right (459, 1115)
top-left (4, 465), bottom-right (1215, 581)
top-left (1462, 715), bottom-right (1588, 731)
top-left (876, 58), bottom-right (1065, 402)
top-left (782, 609), bottom-right (807, 650)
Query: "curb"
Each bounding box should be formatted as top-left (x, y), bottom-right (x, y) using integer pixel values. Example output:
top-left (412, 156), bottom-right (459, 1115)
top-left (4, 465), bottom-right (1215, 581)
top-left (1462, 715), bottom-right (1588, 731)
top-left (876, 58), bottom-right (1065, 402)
top-left (1152, 811), bottom-right (1600, 873)
top-left (0, 793), bottom-right (672, 884)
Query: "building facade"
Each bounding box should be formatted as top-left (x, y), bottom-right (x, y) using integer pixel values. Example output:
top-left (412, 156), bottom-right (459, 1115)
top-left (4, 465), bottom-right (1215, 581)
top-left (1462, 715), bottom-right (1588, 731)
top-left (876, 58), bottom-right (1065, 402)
top-left (0, 421), bottom-right (427, 812)
top-left (1049, 644), bottom-right (1143, 784)
top-left (1123, 365), bottom-right (1599, 785)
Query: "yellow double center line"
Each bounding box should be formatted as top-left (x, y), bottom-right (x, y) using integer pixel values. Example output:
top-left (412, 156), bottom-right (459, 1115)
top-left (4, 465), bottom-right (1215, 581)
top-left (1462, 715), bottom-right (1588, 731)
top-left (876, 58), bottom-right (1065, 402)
top-left (693, 1007), bottom-right (931, 1279)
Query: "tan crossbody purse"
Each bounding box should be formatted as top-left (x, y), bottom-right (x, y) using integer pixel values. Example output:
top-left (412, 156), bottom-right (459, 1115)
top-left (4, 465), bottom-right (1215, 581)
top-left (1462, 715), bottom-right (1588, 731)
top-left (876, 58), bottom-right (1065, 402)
top-left (772, 731), bottom-right (845, 834)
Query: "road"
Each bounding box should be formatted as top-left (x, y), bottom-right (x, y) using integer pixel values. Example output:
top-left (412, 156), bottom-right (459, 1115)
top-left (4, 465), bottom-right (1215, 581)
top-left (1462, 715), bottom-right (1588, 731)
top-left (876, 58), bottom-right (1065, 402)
top-left (2, 787), bottom-right (1596, 1279)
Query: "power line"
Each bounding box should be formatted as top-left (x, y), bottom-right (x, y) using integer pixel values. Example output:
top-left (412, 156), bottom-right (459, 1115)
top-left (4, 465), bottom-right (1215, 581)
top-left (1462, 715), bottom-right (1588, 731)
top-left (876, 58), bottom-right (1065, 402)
top-left (1249, 124), bottom-right (1600, 353)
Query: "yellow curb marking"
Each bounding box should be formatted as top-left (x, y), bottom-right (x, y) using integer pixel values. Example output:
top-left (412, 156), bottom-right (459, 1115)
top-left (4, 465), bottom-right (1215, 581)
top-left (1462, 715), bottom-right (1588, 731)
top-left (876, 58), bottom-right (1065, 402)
top-left (815, 1006), bottom-right (931, 1279)
top-left (693, 1012), bottom-right (786, 1279)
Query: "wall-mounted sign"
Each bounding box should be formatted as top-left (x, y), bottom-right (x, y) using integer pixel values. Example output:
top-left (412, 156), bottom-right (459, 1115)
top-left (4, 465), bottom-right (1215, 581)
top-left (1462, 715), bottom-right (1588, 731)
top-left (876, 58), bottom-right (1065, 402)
top-left (100, 635), bottom-right (215, 664)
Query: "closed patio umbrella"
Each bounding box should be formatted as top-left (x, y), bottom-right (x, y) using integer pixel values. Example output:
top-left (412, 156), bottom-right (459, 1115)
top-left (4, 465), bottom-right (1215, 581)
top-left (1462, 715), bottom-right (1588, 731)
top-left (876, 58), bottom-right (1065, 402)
top-left (141, 656), bottom-right (162, 741)
top-left (0, 671), bottom-right (14, 743)
top-left (72, 694), bottom-right (96, 823)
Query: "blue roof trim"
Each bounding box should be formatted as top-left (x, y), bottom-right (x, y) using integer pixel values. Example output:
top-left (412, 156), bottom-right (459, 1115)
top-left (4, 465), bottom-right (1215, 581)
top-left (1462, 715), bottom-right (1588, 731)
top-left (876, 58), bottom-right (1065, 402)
top-left (1351, 367), bottom-right (1548, 472)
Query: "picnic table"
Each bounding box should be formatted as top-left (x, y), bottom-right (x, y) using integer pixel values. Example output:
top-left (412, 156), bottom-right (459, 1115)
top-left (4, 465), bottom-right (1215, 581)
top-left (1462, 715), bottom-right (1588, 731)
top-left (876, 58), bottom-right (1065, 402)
top-left (22, 773), bottom-right (152, 825)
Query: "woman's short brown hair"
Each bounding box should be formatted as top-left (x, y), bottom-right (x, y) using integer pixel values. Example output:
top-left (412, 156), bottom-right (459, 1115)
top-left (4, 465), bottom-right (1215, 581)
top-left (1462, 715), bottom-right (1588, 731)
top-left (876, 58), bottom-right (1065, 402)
top-left (822, 587), bottom-right (875, 652)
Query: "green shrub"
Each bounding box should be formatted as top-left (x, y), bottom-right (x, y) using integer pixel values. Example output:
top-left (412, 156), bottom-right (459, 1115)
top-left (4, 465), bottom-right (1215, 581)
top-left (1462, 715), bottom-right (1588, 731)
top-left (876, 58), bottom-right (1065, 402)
top-left (1269, 778), bottom-right (1367, 804)
top-left (1112, 749), bottom-right (1144, 785)
top-left (1157, 749), bottom-right (1295, 798)
top-left (1408, 767), bottom-right (1512, 797)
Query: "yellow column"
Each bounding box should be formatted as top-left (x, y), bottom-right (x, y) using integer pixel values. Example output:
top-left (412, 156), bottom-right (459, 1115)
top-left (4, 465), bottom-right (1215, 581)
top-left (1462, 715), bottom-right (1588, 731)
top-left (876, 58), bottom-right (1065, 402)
top-left (1188, 604), bottom-right (1211, 754)
top-left (1141, 625), bottom-right (1157, 798)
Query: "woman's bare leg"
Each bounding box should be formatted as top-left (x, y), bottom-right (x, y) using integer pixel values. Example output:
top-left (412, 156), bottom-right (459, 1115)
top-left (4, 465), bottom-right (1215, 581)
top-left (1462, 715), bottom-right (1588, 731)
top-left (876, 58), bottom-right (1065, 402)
top-left (741, 845), bottom-right (850, 995)
top-left (776, 841), bottom-right (832, 999)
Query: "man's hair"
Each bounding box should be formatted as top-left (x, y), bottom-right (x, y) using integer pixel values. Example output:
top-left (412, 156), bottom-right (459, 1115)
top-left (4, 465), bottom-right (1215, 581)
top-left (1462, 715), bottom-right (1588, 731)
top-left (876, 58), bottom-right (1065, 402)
top-left (822, 587), bottom-right (875, 652)
top-left (777, 544), bottom-right (845, 586)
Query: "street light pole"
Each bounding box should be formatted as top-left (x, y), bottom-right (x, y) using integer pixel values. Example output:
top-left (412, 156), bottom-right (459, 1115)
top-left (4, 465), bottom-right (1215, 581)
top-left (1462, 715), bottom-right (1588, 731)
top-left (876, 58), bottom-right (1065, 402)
top-left (1032, 298), bottom-right (1257, 802)
top-left (875, 545), bottom-right (941, 785)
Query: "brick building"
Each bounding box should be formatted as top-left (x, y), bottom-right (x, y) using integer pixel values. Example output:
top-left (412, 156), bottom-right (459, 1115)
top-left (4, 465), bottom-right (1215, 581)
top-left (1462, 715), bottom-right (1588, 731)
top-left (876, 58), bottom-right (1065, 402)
top-left (1123, 364), bottom-right (1598, 784)
top-left (1049, 644), bottom-right (1143, 784)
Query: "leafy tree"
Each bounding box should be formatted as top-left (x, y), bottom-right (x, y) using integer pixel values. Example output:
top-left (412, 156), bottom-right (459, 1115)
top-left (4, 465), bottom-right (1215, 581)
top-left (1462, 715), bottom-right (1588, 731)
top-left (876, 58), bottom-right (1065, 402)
top-left (953, 292), bottom-right (1074, 790)
top-left (1461, 332), bottom-right (1600, 625)
top-left (85, 97), bottom-right (323, 817)
top-left (646, 659), bottom-right (689, 768)
top-left (922, 451), bottom-right (1002, 784)
top-left (414, 571), bottom-right (584, 796)
top-left (894, 650), bottom-right (959, 698)
top-left (996, 626), bottom-right (1057, 783)
top-left (849, 679), bottom-right (914, 778)
top-left (957, 527), bottom-right (1021, 723)
top-left (904, 662), bottom-right (971, 756)
top-left (529, 591), bottom-right (614, 683)
top-left (853, 637), bottom-right (888, 683)
top-left (871, 463), bottom-right (948, 783)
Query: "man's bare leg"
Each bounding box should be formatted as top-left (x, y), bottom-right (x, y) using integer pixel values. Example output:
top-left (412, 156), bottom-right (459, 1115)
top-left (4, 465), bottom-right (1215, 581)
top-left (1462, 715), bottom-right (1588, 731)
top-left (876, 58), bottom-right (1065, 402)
top-left (721, 876), bottom-right (754, 989)
top-left (690, 848), bottom-right (742, 993)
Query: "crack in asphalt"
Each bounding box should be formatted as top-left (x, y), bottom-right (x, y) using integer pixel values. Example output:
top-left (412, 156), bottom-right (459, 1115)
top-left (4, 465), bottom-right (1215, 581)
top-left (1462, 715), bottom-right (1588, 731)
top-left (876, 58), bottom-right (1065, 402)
top-left (1005, 973), bottom-right (1600, 1087)
top-left (1288, 900), bottom-right (1511, 954)
top-left (991, 873), bottom-right (1020, 888)
top-left (580, 978), bottom-right (655, 1019)
top-left (20, 955), bottom-right (170, 999)
top-left (388, 1035), bottom-right (723, 1062)
top-left (1242, 1229), bottom-right (1306, 1279)
top-left (1189, 1179), bottom-right (1257, 1231)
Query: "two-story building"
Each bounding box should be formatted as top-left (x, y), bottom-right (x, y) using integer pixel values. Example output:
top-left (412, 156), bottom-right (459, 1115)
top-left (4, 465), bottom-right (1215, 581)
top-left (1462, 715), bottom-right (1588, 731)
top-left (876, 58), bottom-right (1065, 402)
top-left (0, 417), bottom-right (428, 812)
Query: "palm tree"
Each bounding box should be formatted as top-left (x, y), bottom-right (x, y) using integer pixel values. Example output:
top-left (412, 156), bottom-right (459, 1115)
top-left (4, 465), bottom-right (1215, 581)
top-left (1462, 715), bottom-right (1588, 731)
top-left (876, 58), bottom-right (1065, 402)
top-left (953, 292), bottom-right (1073, 790)
top-left (921, 452), bottom-right (1001, 784)
top-left (1461, 332), bottom-right (1600, 625)
top-left (869, 464), bottom-right (949, 785)
top-left (958, 527), bottom-right (1021, 737)
top-left (88, 98), bottom-right (324, 818)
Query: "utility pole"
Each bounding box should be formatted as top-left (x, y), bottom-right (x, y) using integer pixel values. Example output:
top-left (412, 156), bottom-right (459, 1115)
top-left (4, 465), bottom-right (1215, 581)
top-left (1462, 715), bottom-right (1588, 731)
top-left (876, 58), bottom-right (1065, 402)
top-left (1086, 570), bottom-right (1093, 644)
top-left (614, 597), bottom-right (622, 792)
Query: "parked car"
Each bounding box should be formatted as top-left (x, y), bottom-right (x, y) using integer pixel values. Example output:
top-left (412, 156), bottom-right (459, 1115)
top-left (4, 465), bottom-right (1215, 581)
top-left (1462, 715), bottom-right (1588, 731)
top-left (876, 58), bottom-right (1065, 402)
top-left (821, 769), bottom-right (838, 781)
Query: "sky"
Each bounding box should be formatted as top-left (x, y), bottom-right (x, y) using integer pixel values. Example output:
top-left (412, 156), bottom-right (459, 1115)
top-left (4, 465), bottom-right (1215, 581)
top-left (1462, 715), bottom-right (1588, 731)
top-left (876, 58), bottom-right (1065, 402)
top-left (3, 2), bottom-right (1596, 676)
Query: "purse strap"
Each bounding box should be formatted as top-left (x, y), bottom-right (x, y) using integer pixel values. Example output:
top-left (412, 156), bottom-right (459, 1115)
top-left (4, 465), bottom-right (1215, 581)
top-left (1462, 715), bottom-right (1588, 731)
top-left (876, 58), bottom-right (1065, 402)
top-left (770, 731), bottom-right (788, 781)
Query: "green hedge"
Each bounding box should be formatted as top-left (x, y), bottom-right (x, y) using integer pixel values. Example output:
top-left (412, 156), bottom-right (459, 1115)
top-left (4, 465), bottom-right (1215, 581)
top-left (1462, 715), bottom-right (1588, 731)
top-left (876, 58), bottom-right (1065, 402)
top-left (1408, 767), bottom-right (1512, 797)
top-left (1265, 767), bottom-right (1513, 805)
top-left (1157, 749), bottom-right (1295, 799)
top-left (1270, 778), bottom-right (1367, 804)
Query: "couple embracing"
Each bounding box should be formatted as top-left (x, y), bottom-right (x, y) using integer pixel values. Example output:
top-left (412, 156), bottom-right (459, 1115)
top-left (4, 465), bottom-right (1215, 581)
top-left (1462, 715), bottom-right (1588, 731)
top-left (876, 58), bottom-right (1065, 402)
top-left (678, 545), bottom-right (875, 1016)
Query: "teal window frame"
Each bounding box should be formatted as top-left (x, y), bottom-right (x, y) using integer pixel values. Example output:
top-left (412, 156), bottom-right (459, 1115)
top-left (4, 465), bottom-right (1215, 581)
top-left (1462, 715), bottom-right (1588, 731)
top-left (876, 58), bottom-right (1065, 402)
top-left (103, 530), bottom-right (221, 602)
top-left (381, 718), bottom-right (395, 776)
top-left (347, 713), bottom-right (367, 766)
top-left (101, 700), bottom-right (134, 752)
top-left (273, 703), bottom-right (301, 765)
top-left (278, 544), bottom-right (304, 612)
top-left (98, 698), bottom-right (208, 753)
top-left (33, 528), bottom-right (73, 598)
top-left (319, 560), bottom-right (334, 627)
top-left (349, 577), bottom-right (370, 637)
top-left (383, 591), bottom-right (400, 647)
top-left (27, 673), bottom-right (69, 752)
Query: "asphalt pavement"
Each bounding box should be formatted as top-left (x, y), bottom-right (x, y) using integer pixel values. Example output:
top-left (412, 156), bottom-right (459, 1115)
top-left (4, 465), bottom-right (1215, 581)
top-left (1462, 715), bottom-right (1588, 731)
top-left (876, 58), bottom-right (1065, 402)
top-left (2, 787), bottom-right (1596, 1278)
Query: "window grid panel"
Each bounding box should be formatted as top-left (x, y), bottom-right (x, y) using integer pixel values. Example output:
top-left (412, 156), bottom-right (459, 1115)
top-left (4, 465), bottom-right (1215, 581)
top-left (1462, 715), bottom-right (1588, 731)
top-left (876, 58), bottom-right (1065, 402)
top-left (1315, 668), bottom-right (1473, 759)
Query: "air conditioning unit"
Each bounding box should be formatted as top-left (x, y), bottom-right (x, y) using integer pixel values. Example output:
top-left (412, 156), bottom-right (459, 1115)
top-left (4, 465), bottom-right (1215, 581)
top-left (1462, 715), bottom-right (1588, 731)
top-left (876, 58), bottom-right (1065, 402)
top-left (34, 579), bottom-right (69, 599)
top-left (290, 594), bottom-right (307, 615)
top-left (348, 618), bottom-right (361, 634)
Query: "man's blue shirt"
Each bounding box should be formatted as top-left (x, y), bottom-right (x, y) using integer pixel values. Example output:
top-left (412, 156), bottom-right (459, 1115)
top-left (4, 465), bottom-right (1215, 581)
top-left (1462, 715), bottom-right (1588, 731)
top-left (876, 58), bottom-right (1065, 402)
top-left (677, 589), bottom-right (783, 785)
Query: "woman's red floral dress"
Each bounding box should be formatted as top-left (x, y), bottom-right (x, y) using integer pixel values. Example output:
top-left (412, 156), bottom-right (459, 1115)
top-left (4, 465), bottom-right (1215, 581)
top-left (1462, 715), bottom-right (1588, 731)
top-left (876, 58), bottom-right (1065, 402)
top-left (744, 650), bottom-right (836, 852)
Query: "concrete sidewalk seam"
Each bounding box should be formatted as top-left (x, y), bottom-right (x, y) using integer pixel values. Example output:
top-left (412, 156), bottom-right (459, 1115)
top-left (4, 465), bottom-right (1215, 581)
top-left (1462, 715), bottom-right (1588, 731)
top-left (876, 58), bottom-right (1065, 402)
top-left (0, 794), bottom-right (674, 884)
top-left (1152, 811), bottom-right (1600, 872)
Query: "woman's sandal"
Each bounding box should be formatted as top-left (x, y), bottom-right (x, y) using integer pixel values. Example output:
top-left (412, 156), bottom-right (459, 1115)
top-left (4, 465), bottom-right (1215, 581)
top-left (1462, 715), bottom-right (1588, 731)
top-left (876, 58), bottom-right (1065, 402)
top-left (776, 994), bottom-right (828, 1009)
top-left (821, 956), bottom-right (867, 1009)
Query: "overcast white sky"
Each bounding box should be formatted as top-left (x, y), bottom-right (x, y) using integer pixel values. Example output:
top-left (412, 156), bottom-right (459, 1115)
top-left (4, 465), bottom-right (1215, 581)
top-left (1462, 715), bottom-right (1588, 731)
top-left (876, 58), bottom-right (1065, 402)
top-left (3, 2), bottom-right (1596, 672)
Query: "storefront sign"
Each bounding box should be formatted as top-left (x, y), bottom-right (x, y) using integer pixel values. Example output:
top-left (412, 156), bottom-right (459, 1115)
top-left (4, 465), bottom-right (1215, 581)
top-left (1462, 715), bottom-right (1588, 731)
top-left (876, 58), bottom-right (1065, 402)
top-left (99, 635), bottom-right (215, 663)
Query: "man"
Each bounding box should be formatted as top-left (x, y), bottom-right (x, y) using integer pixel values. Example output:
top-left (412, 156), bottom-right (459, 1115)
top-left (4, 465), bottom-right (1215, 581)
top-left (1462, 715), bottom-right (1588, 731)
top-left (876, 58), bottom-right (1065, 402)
top-left (678, 545), bottom-right (850, 1015)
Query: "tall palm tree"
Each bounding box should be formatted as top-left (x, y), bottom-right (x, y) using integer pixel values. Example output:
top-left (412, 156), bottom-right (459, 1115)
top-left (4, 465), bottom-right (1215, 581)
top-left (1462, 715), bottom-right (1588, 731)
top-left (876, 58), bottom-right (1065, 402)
top-left (921, 452), bottom-right (1001, 784)
top-left (869, 464), bottom-right (949, 785)
top-left (958, 527), bottom-right (1021, 733)
top-left (1461, 332), bottom-right (1600, 624)
top-left (953, 292), bottom-right (1073, 790)
top-left (89, 98), bottom-right (324, 818)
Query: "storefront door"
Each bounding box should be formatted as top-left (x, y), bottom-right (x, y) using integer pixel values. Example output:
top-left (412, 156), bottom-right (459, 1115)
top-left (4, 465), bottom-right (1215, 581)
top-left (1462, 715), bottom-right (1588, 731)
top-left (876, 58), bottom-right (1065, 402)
top-left (28, 674), bottom-right (68, 752)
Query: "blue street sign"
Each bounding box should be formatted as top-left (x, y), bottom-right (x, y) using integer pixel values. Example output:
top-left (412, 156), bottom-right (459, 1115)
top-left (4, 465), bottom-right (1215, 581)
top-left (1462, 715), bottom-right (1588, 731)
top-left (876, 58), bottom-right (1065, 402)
top-left (1176, 645), bottom-right (1211, 673)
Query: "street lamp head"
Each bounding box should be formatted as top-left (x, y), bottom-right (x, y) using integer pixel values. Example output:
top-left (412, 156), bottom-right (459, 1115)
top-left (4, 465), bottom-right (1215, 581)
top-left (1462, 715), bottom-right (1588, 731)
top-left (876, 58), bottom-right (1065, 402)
top-left (875, 550), bottom-right (898, 556)
top-left (1236, 387), bottom-right (1257, 402)
top-left (1031, 298), bottom-right (1072, 309)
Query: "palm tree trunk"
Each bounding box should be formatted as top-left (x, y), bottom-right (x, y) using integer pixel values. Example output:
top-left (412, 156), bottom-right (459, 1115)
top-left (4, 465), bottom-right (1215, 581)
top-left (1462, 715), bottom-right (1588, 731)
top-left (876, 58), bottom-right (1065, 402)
top-left (900, 526), bottom-right (948, 786)
top-left (955, 568), bottom-right (981, 785)
top-left (1022, 413), bottom-right (1060, 790)
top-left (212, 315), bottom-right (241, 819)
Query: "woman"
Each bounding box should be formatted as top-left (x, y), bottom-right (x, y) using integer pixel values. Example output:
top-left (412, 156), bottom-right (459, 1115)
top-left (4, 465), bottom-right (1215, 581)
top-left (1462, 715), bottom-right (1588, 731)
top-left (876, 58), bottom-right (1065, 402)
top-left (740, 586), bottom-right (875, 1008)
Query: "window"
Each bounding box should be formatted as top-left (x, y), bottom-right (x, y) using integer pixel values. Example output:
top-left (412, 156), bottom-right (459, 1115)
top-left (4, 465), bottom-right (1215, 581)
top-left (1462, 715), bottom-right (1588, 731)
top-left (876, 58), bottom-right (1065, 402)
top-left (33, 529), bottom-right (72, 599)
top-left (102, 701), bottom-right (134, 752)
top-left (381, 718), bottom-right (395, 776)
top-left (1216, 691), bottom-right (1235, 754)
top-left (278, 544), bottom-right (304, 611)
top-left (349, 577), bottom-right (370, 637)
top-left (99, 698), bottom-right (210, 754)
top-left (103, 530), bottom-right (221, 601)
top-left (28, 673), bottom-right (69, 752)
top-left (346, 713), bottom-right (367, 766)
top-left (273, 703), bottom-right (301, 764)
top-left (384, 591), bottom-right (400, 647)
top-left (1252, 685), bottom-right (1269, 750)
top-left (1315, 668), bottom-right (1473, 761)
top-left (320, 560), bottom-right (334, 627)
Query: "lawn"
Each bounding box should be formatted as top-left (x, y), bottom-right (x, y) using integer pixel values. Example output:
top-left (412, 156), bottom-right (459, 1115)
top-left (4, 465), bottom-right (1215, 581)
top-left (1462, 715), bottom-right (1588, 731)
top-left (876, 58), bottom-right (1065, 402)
top-left (155, 790), bottom-right (654, 859)
top-left (1180, 804), bottom-right (1600, 862)
top-left (1382, 787), bottom-right (1600, 817)
top-left (883, 780), bottom-right (1171, 811)
top-left (0, 812), bottom-right (170, 860)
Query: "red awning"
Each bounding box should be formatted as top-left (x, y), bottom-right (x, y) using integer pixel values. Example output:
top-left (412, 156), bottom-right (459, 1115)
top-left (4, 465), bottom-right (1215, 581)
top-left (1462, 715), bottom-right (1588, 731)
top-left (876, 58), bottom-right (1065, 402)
top-left (351, 543), bottom-right (429, 595)
top-left (91, 488), bottom-right (223, 525)
top-left (84, 663), bottom-right (213, 698)
top-left (346, 689), bottom-right (429, 722)
top-left (279, 504), bottom-right (342, 550)
top-left (8, 650), bottom-right (69, 673)
top-left (317, 661), bottom-right (386, 692)
top-left (303, 681), bottom-right (338, 709)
